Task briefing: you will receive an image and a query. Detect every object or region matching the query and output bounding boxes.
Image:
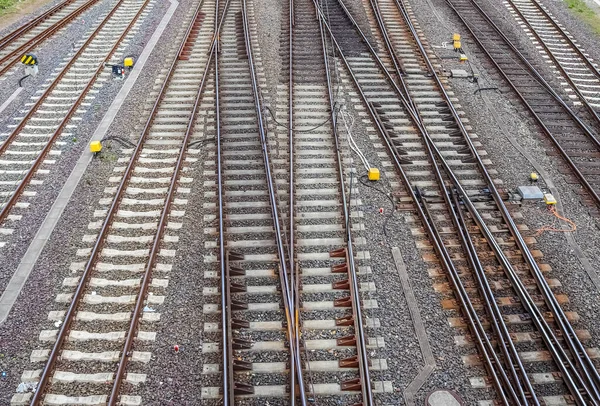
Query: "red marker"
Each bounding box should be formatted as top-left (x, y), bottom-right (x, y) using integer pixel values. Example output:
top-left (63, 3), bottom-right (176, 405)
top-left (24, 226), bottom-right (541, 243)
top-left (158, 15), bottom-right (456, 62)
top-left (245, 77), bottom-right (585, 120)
top-left (379, 208), bottom-right (384, 214)
top-left (173, 345), bottom-right (179, 353)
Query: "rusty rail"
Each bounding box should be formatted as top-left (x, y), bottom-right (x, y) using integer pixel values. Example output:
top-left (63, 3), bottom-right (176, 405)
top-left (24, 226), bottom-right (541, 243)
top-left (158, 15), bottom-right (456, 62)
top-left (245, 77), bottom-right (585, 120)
top-left (312, 2), bottom-right (375, 404)
top-left (0, 0), bottom-right (100, 76)
top-left (29, 0), bottom-right (218, 403)
top-left (0, 0), bottom-right (75, 49)
top-left (0, 0), bottom-right (147, 226)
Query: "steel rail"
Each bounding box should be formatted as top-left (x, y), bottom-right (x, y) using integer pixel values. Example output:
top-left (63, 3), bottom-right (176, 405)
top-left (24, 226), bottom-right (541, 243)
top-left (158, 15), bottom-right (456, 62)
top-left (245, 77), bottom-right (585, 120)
top-left (447, 0), bottom-right (600, 145)
top-left (320, 0), bottom-right (598, 402)
top-left (213, 0), bottom-right (230, 402)
top-left (515, 0), bottom-right (600, 80)
top-left (0, 0), bottom-right (74, 49)
top-left (367, 0), bottom-right (405, 78)
top-left (420, 194), bottom-right (519, 404)
top-left (240, 0), bottom-right (307, 403)
top-left (214, 0), bottom-right (248, 402)
top-left (0, 0), bottom-right (147, 224)
top-left (314, 1), bottom-right (389, 403)
top-left (315, 9), bottom-right (518, 402)
top-left (315, 6), bottom-right (375, 406)
top-left (0, 0), bottom-right (100, 76)
top-left (398, 0), bottom-right (600, 397)
top-left (288, 0), bottom-right (298, 401)
top-left (29, 1), bottom-right (213, 402)
top-left (362, 2), bottom-right (534, 399)
top-left (107, 0), bottom-right (225, 402)
top-left (391, 0), bottom-right (600, 401)
top-left (365, 1), bottom-right (539, 402)
top-left (443, 0), bottom-right (600, 208)
top-left (502, 0), bottom-right (600, 125)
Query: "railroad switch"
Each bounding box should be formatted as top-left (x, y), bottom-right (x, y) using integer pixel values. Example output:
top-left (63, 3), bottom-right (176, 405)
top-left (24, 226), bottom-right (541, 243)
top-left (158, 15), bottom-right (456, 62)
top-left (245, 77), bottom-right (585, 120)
top-left (90, 141), bottom-right (102, 154)
top-left (544, 193), bottom-right (557, 205)
top-left (368, 168), bottom-right (380, 181)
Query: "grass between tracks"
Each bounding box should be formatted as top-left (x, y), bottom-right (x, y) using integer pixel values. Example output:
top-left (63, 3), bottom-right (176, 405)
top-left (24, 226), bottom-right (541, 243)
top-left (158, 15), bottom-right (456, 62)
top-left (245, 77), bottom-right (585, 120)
top-left (0, 0), bottom-right (56, 29)
top-left (563, 0), bottom-right (600, 34)
top-left (0, 0), bottom-right (18, 15)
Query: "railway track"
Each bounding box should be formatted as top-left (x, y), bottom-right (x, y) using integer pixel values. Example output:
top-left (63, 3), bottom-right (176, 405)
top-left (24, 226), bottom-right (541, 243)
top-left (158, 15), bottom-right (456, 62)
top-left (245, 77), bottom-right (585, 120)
top-left (10, 0), bottom-right (214, 404)
top-left (502, 0), bottom-right (600, 110)
top-left (199, 0), bottom-right (391, 402)
top-left (316, 0), bottom-right (600, 403)
top-left (443, 0), bottom-right (600, 211)
top-left (0, 0), bottom-right (153, 251)
top-left (0, 0), bottom-right (101, 78)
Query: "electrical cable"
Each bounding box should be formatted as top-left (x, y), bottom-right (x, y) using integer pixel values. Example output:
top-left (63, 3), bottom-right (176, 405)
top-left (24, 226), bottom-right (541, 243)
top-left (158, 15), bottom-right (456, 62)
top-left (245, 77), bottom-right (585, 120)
top-left (264, 104), bottom-right (336, 132)
top-left (340, 108), bottom-right (371, 171)
top-left (357, 174), bottom-right (396, 245)
top-left (536, 205), bottom-right (577, 235)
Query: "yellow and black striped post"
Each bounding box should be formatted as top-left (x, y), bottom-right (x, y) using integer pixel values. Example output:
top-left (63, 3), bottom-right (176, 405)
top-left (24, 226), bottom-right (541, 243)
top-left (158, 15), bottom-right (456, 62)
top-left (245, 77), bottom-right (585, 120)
top-left (20, 54), bottom-right (38, 66)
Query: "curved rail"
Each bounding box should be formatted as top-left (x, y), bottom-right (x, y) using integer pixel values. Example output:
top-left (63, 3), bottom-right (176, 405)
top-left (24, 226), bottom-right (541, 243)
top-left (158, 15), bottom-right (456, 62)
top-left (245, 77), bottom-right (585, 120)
top-left (29, 1), bottom-right (215, 403)
top-left (319, 0), bottom-right (600, 402)
top-left (321, 0), bottom-right (531, 401)
top-left (364, 0), bottom-right (541, 402)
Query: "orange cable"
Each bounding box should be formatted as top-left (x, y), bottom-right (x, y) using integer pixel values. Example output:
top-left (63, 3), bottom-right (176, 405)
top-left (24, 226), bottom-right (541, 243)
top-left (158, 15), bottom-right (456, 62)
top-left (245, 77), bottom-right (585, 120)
top-left (535, 205), bottom-right (577, 235)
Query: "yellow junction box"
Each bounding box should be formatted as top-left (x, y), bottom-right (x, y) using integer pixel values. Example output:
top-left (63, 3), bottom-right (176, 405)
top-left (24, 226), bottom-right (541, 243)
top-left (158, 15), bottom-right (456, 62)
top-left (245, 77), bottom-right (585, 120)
top-left (368, 168), bottom-right (380, 181)
top-left (124, 57), bottom-right (134, 67)
top-left (459, 54), bottom-right (468, 62)
top-left (544, 193), bottom-right (557, 205)
top-left (453, 40), bottom-right (462, 50)
top-left (530, 172), bottom-right (539, 181)
top-left (453, 33), bottom-right (461, 41)
top-left (90, 141), bottom-right (102, 153)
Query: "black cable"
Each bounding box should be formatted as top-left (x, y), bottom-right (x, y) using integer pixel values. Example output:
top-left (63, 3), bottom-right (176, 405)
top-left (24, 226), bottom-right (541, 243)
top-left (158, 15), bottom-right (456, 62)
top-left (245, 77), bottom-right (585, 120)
top-left (101, 135), bottom-right (136, 148)
top-left (358, 174), bottom-right (397, 244)
top-left (264, 104), bottom-right (337, 133)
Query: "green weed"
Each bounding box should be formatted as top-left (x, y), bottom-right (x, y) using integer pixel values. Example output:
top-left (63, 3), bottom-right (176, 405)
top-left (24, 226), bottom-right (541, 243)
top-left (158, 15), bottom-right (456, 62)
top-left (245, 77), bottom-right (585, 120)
top-left (0, 0), bottom-right (16, 12)
top-left (563, 0), bottom-right (600, 34)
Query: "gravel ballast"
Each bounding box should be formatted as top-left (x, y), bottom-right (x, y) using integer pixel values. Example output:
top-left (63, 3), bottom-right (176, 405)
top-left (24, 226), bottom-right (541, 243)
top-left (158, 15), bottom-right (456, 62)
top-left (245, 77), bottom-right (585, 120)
top-left (1, 0), bottom-right (600, 403)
